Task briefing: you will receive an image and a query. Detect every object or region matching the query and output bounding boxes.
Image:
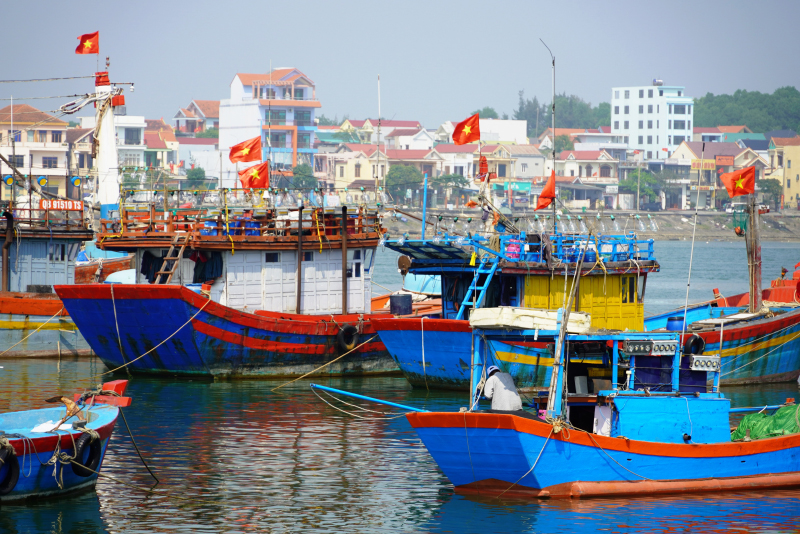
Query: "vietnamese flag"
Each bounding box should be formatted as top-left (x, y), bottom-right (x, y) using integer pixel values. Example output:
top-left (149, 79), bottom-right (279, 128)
top-left (238, 161), bottom-right (270, 189)
top-left (452, 114), bottom-right (480, 145)
top-left (229, 135), bottom-right (262, 163)
top-left (75, 32), bottom-right (99, 55)
top-left (720, 166), bottom-right (755, 198)
top-left (535, 170), bottom-right (556, 211)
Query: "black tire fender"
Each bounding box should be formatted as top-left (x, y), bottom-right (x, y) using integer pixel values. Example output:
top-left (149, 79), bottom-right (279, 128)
top-left (683, 334), bottom-right (706, 355)
top-left (0, 447), bottom-right (20, 496)
top-left (336, 325), bottom-right (359, 353)
top-left (71, 433), bottom-right (102, 477)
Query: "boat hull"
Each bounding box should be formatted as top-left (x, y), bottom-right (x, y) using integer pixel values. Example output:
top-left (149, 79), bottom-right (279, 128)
top-left (54, 284), bottom-right (398, 378)
top-left (407, 411), bottom-right (800, 498)
top-left (0, 405), bottom-right (118, 501)
top-left (374, 306), bottom-right (800, 389)
top-left (0, 292), bottom-right (91, 358)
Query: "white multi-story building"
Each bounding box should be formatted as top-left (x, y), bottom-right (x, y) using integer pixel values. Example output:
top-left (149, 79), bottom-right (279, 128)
top-left (80, 112), bottom-right (146, 168)
top-left (610, 81), bottom-right (693, 160)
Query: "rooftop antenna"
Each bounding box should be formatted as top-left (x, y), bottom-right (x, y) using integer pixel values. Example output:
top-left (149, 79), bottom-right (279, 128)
top-left (540, 38), bottom-right (556, 233)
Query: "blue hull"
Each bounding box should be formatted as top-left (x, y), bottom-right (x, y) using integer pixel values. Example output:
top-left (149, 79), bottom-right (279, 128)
top-left (55, 284), bottom-right (396, 378)
top-left (408, 411), bottom-right (800, 497)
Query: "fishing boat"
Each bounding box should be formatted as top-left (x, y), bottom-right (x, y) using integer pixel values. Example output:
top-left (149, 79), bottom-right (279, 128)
top-left (0, 380), bottom-right (131, 501)
top-left (374, 193), bottom-right (800, 389)
top-left (54, 199), bottom-right (415, 378)
top-left (402, 318), bottom-right (800, 498)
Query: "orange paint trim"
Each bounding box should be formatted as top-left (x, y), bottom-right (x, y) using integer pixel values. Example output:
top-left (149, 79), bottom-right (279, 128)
top-left (406, 412), bottom-right (800, 458)
top-left (0, 292), bottom-right (69, 317)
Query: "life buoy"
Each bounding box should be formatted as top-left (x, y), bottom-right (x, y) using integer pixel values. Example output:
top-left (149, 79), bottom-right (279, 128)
top-left (71, 433), bottom-right (102, 477)
top-left (683, 334), bottom-right (706, 355)
top-left (0, 447), bottom-right (20, 495)
top-left (336, 325), bottom-right (359, 353)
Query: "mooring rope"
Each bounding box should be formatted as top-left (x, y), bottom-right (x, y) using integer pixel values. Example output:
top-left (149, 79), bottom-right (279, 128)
top-left (0, 306), bottom-right (64, 357)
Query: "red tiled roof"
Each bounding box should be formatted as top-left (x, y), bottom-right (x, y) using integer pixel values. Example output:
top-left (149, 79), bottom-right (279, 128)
top-left (771, 137), bottom-right (800, 146)
top-left (717, 125), bottom-right (748, 134)
top-left (346, 120), bottom-right (367, 128)
top-left (66, 128), bottom-right (92, 144)
top-left (539, 128), bottom-right (585, 140)
top-left (482, 145), bottom-right (499, 153)
top-left (344, 143), bottom-right (385, 157)
top-left (385, 129), bottom-right (422, 138)
top-left (598, 126), bottom-right (612, 133)
top-left (0, 104), bottom-right (66, 126)
top-left (559, 150), bottom-right (605, 160)
top-left (179, 138), bottom-right (219, 145)
top-left (682, 142), bottom-right (744, 158)
top-left (693, 127), bottom-right (721, 134)
top-left (317, 125), bottom-right (340, 130)
top-left (434, 144), bottom-right (479, 153)
top-left (236, 68), bottom-right (299, 86)
top-left (145, 119), bottom-right (177, 143)
top-left (386, 149), bottom-right (431, 160)
top-left (370, 120), bottom-right (420, 128)
top-left (193, 100), bottom-right (220, 118)
top-left (179, 108), bottom-right (196, 118)
top-left (144, 132), bottom-right (168, 149)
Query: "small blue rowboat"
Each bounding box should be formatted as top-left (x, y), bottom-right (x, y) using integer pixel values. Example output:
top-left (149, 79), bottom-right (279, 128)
top-left (0, 380), bottom-right (130, 501)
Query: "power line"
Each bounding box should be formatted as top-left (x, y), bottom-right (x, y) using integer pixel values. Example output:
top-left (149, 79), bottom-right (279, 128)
top-left (0, 76), bottom-right (96, 84)
top-left (0, 94), bottom-right (84, 101)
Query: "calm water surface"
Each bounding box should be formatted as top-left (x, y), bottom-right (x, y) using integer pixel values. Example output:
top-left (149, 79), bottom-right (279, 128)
top-left (0, 240), bottom-right (799, 533)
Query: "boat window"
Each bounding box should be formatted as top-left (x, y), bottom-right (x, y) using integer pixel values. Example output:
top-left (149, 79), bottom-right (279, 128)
top-left (629, 276), bottom-right (637, 304)
top-left (637, 275), bottom-right (645, 302)
top-left (303, 252), bottom-right (314, 262)
top-left (49, 243), bottom-right (66, 261)
top-left (67, 243), bottom-right (80, 261)
top-left (364, 249), bottom-right (374, 273)
top-left (265, 252), bottom-right (280, 263)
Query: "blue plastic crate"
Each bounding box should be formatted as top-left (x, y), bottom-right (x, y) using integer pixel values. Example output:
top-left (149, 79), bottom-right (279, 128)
top-left (200, 221), bottom-right (218, 236)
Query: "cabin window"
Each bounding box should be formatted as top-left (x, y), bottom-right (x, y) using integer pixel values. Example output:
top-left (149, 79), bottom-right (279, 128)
top-left (363, 249), bottom-right (374, 273)
top-left (346, 249), bottom-right (362, 278)
top-left (303, 251), bottom-right (314, 262)
top-left (49, 243), bottom-right (66, 261)
top-left (621, 275), bottom-right (638, 304)
top-left (265, 252), bottom-right (280, 263)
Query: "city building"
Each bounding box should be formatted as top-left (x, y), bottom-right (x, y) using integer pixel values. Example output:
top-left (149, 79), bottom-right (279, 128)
top-left (340, 119), bottom-right (423, 144)
top-left (385, 128), bottom-right (434, 150)
top-left (571, 128), bottom-right (628, 161)
top-left (610, 81), bottom-right (693, 159)
top-left (537, 128), bottom-right (587, 151)
top-left (434, 144), bottom-right (478, 178)
top-left (768, 137), bottom-right (800, 209)
top-left (546, 150), bottom-right (619, 182)
top-left (0, 104), bottom-right (70, 196)
top-left (219, 68), bottom-right (320, 187)
top-left (173, 100), bottom-right (220, 135)
top-left (80, 112), bottom-right (146, 169)
top-left (144, 119), bottom-right (178, 169)
top-left (435, 119), bottom-right (528, 146)
top-left (504, 145), bottom-right (546, 180)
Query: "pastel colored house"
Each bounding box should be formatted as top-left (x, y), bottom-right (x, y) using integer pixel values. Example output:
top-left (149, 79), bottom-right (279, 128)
top-left (174, 100), bottom-right (220, 135)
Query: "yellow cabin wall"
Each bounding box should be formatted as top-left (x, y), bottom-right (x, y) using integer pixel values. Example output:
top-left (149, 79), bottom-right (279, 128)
top-left (523, 274), bottom-right (644, 331)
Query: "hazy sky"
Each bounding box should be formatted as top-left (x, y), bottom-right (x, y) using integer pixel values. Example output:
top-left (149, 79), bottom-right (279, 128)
top-left (4, 0), bottom-right (800, 129)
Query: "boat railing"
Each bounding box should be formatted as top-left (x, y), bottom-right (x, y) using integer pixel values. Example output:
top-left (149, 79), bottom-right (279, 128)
top-left (97, 196), bottom-right (384, 247)
top-left (0, 206), bottom-right (89, 232)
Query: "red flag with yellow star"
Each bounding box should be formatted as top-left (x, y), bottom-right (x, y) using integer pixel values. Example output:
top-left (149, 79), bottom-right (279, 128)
top-left (452, 114), bottom-right (480, 145)
top-left (720, 166), bottom-right (755, 198)
top-left (535, 170), bottom-right (556, 211)
top-left (229, 136), bottom-right (262, 163)
top-left (239, 161), bottom-right (270, 189)
top-left (75, 32), bottom-right (99, 55)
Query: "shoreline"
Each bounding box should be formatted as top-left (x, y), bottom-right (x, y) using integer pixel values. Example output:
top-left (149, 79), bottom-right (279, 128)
top-left (382, 208), bottom-right (800, 242)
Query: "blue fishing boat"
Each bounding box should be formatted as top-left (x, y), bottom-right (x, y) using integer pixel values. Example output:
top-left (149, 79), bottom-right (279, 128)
top-left (403, 315), bottom-right (800, 498)
top-left (374, 196), bottom-right (800, 389)
top-left (0, 380), bottom-right (130, 501)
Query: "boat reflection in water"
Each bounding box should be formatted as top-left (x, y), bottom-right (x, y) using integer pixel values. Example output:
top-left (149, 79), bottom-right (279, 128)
top-left (0, 492), bottom-right (109, 534)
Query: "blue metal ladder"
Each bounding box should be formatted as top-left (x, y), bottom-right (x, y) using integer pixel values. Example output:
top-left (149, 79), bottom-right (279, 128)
top-left (455, 257), bottom-right (500, 320)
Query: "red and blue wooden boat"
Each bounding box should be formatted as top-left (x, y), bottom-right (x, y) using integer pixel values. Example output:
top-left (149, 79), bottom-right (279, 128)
top-left (55, 284), bottom-right (397, 378)
top-left (405, 319), bottom-right (800, 498)
top-left (0, 380), bottom-right (130, 501)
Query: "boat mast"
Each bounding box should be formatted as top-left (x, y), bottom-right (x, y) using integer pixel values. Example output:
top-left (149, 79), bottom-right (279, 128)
top-left (95, 59), bottom-right (120, 222)
top-left (541, 39), bottom-right (556, 233)
top-left (747, 193), bottom-right (762, 312)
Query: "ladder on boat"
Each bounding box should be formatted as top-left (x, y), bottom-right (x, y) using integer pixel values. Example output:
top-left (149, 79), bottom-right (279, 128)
top-left (154, 234), bottom-right (190, 284)
top-left (455, 257), bottom-right (500, 320)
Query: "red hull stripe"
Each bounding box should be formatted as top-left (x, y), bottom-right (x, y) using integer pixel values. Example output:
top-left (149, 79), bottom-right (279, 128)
top-left (407, 412), bottom-right (800, 458)
top-left (6, 417), bottom-right (116, 455)
top-left (55, 284), bottom-right (384, 337)
top-left (191, 319), bottom-right (383, 354)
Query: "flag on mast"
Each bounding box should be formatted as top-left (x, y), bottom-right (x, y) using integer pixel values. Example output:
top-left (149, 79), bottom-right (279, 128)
top-left (535, 170), bottom-right (556, 211)
top-left (452, 114), bottom-right (480, 145)
top-left (238, 161), bottom-right (270, 189)
top-left (75, 32), bottom-right (99, 55)
top-left (720, 166), bottom-right (755, 198)
top-left (229, 136), bottom-right (262, 163)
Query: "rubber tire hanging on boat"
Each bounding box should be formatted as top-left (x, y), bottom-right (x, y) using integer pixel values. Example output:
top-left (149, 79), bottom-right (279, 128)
top-left (71, 434), bottom-right (102, 477)
top-left (336, 325), bottom-right (360, 353)
top-left (683, 334), bottom-right (706, 356)
top-left (0, 447), bottom-right (20, 495)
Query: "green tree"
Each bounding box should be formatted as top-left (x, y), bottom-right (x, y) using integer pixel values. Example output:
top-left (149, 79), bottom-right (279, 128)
top-left (619, 169), bottom-right (662, 202)
top-left (291, 163), bottom-right (317, 189)
top-left (196, 128), bottom-right (219, 138)
top-left (186, 167), bottom-right (206, 187)
top-left (430, 173), bottom-right (469, 190)
top-left (385, 164), bottom-right (423, 200)
top-left (542, 93), bottom-right (610, 130)
top-left (758, 178), bottom-right (783, 208)
top-left (317, 114), bottom-right (339, 126)
top-left (470, 106), bottom-right (499, 119)
top-left (554, 135), bottom-right (574, 153)
top-left (694, 86), bottom-right (800, 132)
top-left (513, 90), bottom-right (546, 137)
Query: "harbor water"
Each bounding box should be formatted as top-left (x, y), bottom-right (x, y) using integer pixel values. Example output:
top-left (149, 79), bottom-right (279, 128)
top-left (1, 240), bottom-right (799, 533)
